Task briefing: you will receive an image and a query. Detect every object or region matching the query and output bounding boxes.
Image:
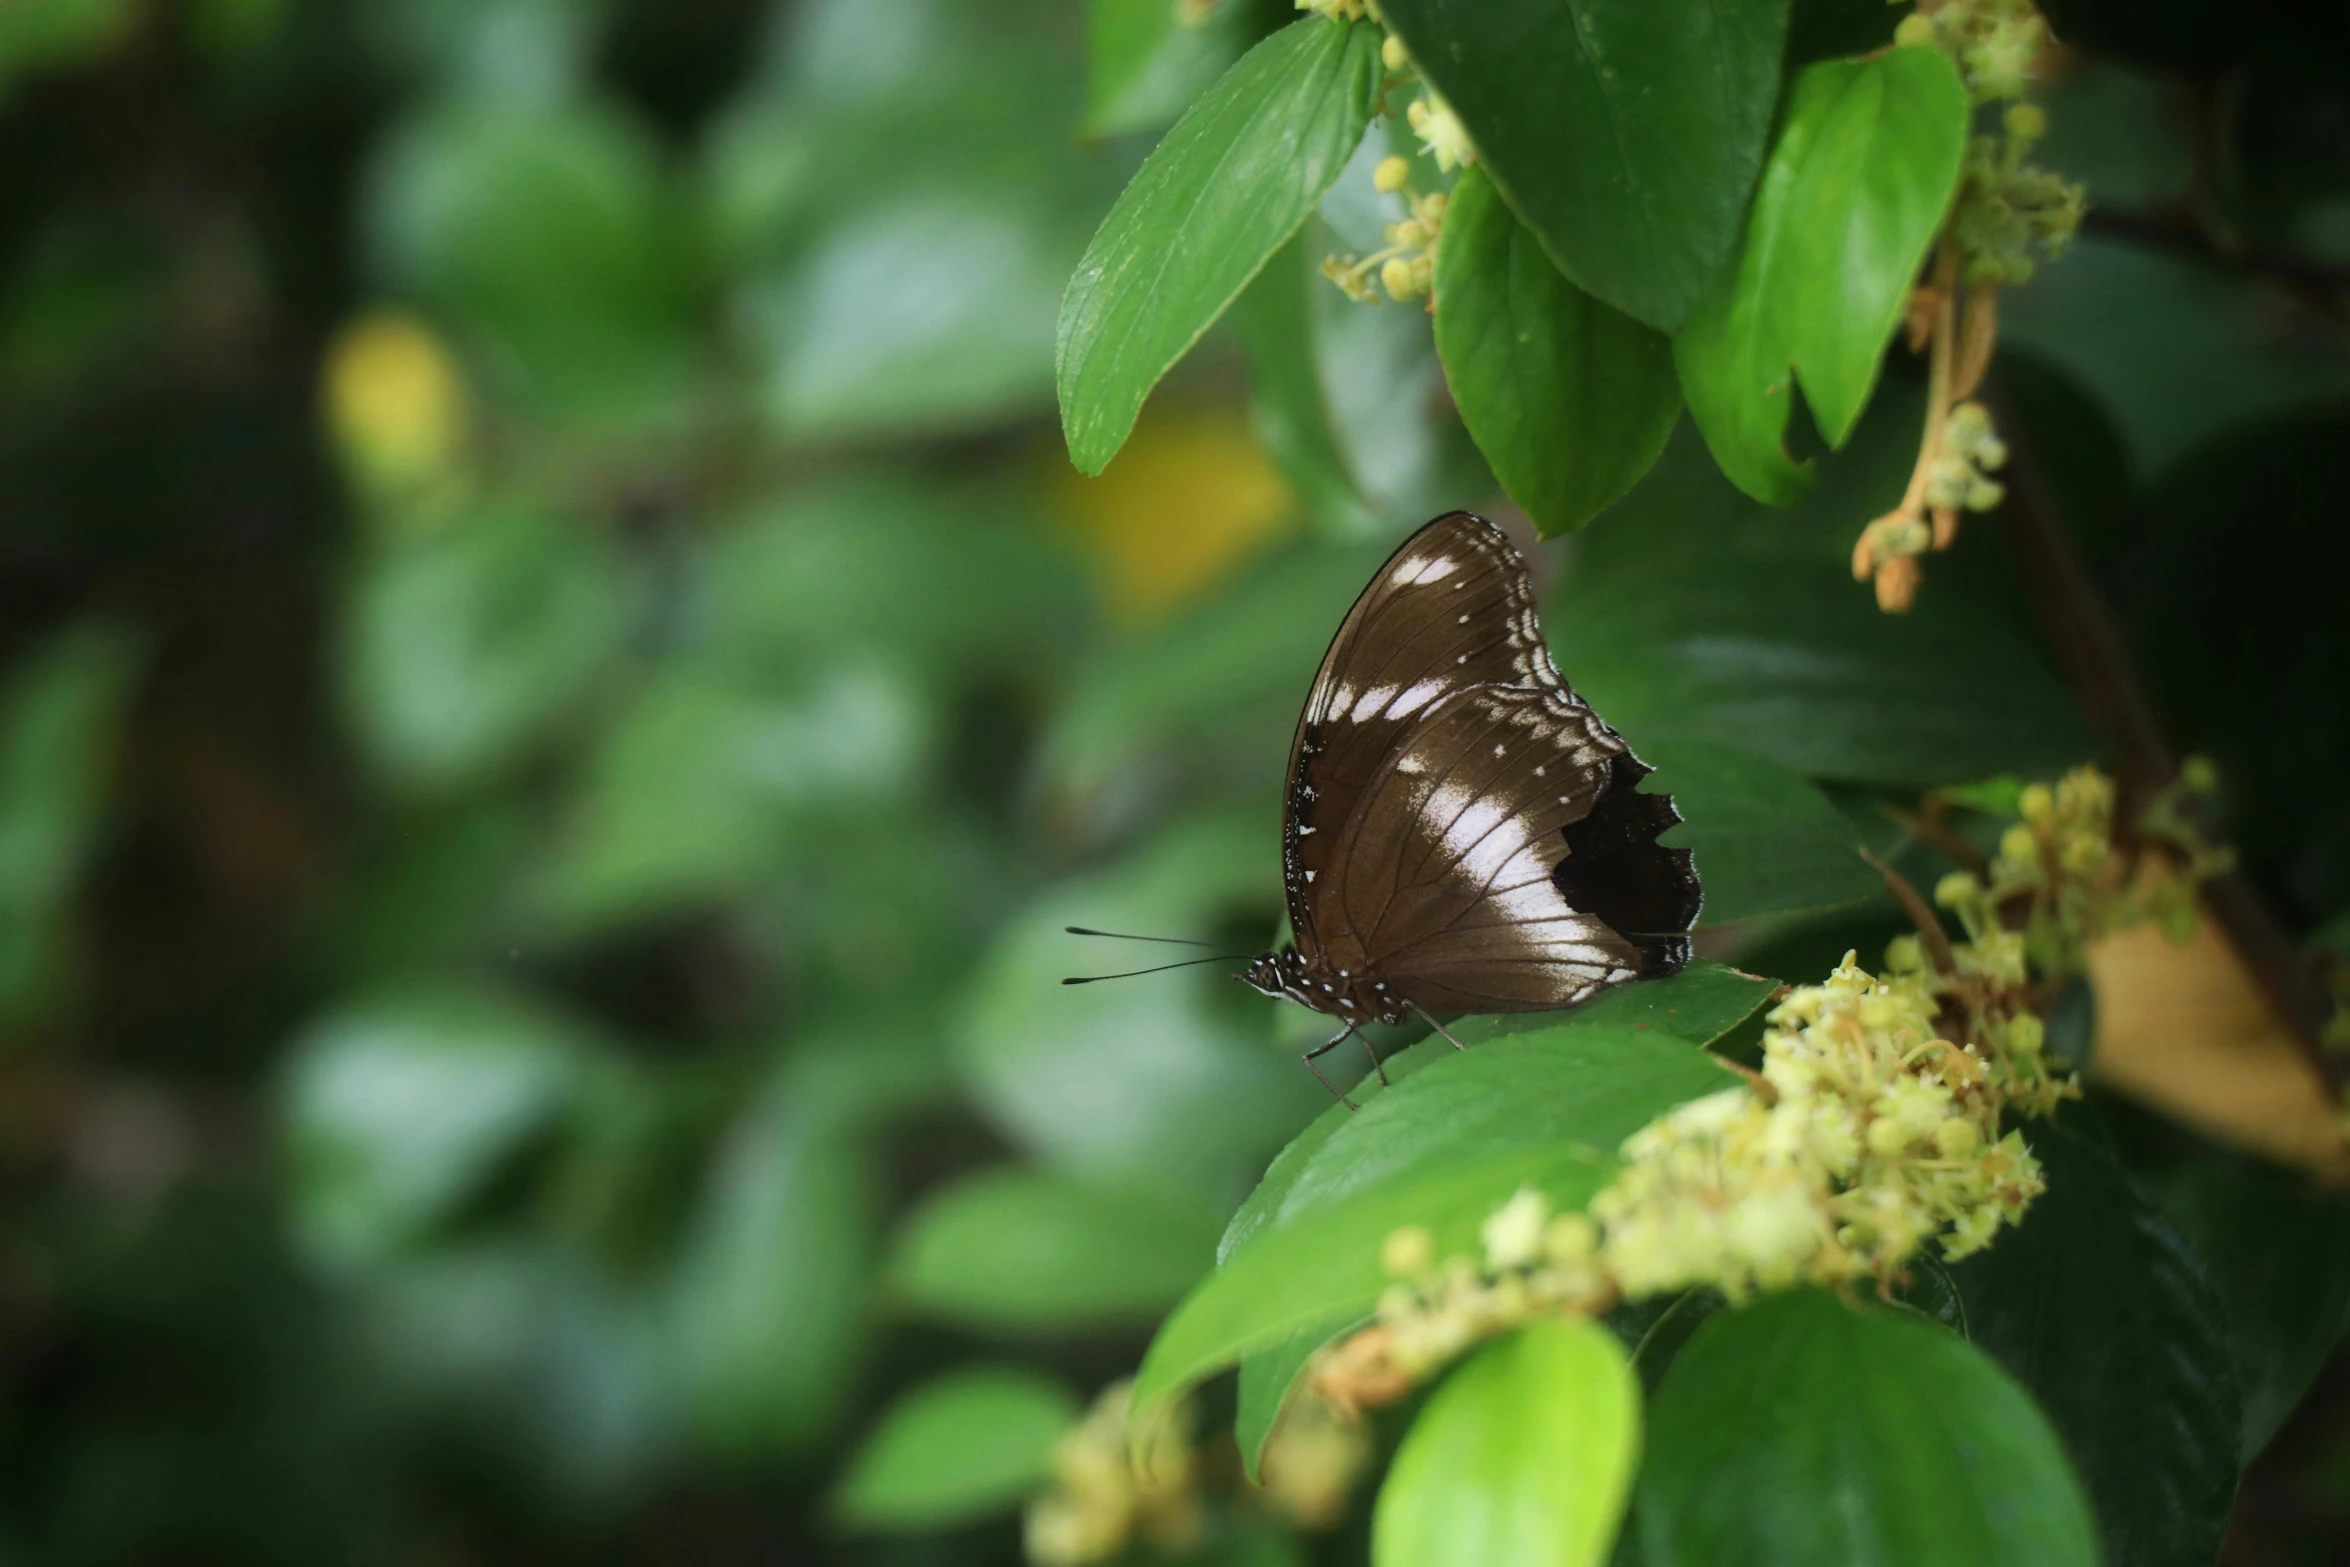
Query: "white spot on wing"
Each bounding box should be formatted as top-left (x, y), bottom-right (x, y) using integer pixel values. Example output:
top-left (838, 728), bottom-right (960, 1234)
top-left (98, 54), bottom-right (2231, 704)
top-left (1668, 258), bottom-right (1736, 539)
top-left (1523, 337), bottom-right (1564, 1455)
top-left (1396, 554), bottom-right (1459, 585)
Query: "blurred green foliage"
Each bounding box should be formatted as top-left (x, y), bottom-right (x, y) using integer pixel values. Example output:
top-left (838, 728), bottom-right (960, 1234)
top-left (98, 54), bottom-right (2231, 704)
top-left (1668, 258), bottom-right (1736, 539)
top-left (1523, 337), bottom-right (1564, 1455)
top-left (3, 0), bottom-right (2349, 1563)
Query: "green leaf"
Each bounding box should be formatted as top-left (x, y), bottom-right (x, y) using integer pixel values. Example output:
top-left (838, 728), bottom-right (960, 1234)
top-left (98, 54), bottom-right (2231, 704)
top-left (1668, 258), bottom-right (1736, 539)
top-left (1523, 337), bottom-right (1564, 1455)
top-left (539, 658), bottom-right (934, 928)
top-left (957, 812), bottom-right (1332, 1191)
top-left (1673, 49), bottom-right (1970, 500)
top-left (1230, 963), bottom-right (1777, 1262)
top-left (1379, 0), bottom-right (1789, 330)
top-left (0, 621), bottom-right (137, 1026)
top-left (1433, 166), bottom-right (1681, 537)
top-left (1133, 1023), bottom-right (1734, 1420)
top-left (665, 1060), bottom-right (879, 1460)
top-left (888, 1167), bottom-right (1225, 1331)
top-left (1040, 539), bottom-right (1390, 825)
top-left (1086, 0), bottom-right (1287, 137)
top-left (1947, 1130), bottom-right (2243, 1567)
top-left (1057, 17), bottom-right (1382, 474)
top-left (1231, 230), bottom-right (1375, 532)
top-left (693, 475), bottom-right (1093, 683)
top-left (365, 99), bottom-right (692, 422)
top-left (283, 986), bottom-right (592, 1274)
top-left (343, 509), bottom-right (628, 793)
top-left (1375, 1320), bottom-right (1641, 1567)
top-left (834, 1366), bottom-right (1080, 1531)
top-left (1641, 1289), bottom-right (2099, 1567)
top-left (1547, 556), bottom-right (2094, 787)
top-left (1638, 739), bottom-right (1882, 923)
top-left (1235, 1307), bottom-right (1365, 1481)
top-left (2141, 1154), bottom-right (2350, 1460)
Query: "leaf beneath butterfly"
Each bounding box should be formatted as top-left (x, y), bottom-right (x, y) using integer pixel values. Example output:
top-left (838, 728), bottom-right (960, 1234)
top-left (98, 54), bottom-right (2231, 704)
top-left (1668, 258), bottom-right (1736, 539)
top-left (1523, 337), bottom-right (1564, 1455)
top-left (1131, 1021), bottom-right (1739, 1425)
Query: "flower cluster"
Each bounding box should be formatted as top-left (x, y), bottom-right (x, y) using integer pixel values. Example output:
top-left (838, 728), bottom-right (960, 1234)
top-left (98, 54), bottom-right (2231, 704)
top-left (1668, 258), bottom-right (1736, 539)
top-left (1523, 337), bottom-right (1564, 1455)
top-left (1295, 0), bottom-right (1376, 22)
top-left (1851, 398), bottom-right (2011, 610)
top-left (1850, 1), bottom-right (2081, 611)
top-left (1025, 1382), bottom-right (1202, 1567)
top-left (1936, 765), bottom-right (2229, 982)
top-left (1321, 158), bottom-right (1451, 304)
top-left (1303, 764), bottom-right (2233, 1408)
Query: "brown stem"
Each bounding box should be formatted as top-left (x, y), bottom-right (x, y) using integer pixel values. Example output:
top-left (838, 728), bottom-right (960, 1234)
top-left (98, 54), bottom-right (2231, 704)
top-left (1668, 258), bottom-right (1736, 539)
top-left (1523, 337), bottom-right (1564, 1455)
top-left (1862, 847), bottom-right (1959, 976)
top-left (1986, 376), bottom-right (2342, 1096)
top-left (1879, 800), bottom-right (1991, 875)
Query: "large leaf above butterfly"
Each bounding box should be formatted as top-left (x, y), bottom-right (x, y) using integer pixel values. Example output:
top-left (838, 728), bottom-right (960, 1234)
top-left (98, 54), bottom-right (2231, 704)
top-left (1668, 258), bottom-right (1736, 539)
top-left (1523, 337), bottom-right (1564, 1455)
top-left (1237, 512), bottom-right (1701, 1094)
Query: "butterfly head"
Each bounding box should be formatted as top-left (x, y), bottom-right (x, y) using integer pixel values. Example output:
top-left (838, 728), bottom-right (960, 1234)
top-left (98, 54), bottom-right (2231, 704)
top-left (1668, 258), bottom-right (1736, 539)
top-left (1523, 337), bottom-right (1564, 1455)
top-left (1237, 947), bottom-right (1306, 1002)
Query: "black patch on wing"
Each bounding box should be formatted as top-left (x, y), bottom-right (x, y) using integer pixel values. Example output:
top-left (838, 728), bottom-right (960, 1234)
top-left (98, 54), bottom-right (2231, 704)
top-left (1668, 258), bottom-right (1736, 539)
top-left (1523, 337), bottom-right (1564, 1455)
top-left (1550, 755), bottom-right (1701, 978)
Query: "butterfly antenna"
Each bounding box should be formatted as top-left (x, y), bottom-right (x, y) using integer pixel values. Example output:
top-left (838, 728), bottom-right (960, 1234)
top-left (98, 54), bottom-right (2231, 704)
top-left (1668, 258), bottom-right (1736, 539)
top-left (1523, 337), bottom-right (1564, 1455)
top-left (1064, 926), bottom-right (1221, 947)
top-left (1061, 954), bottom-right (1245, 985)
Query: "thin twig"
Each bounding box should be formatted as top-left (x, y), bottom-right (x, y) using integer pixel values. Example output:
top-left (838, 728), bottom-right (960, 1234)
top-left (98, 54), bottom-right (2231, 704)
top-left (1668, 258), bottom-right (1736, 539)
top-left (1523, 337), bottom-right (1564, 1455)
top-left (1861, 847), bottom-right (1959, 976)
top-left (1987, 375), bottom-right (2342, 1097)
top-left (1879, 800), bottom-right (1991, 875)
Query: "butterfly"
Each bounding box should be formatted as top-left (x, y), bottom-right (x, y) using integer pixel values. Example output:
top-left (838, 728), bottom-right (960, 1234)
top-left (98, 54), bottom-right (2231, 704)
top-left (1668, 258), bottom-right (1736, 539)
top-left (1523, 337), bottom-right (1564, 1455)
top-left (1236, 511), bottom-right (1701, 1099)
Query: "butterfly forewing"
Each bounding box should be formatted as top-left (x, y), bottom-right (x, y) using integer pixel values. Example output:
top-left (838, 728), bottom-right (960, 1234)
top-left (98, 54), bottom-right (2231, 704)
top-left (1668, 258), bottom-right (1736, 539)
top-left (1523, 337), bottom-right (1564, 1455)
top-left (1279, 511), bottom-right (1698, 1019)
top-left (1281, 513), bottom-right (1584, 953)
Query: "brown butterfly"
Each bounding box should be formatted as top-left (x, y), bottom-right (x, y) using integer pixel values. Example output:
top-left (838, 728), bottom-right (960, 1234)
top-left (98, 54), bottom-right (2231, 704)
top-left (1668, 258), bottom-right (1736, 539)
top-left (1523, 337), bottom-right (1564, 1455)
top-left (1236, 511), bottom-right (1700, 1099)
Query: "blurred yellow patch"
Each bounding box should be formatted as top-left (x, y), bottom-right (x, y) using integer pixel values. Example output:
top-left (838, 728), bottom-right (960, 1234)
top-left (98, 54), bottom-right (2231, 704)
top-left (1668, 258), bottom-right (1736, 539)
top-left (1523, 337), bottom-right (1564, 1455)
top-left (1053, 409), bottom-right (1294, 628)
top-left (323, 308), bottom-right (469, 488)
top-left (2089, 909), bottom-right (2350, 1180)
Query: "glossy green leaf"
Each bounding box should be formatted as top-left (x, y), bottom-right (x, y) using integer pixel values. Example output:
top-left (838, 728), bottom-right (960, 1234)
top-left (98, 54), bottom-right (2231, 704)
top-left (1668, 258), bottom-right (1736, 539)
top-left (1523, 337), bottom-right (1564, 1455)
top-left (283, 986), bottom-right (592, 1274)
top-left (1057, 18), bottom-right (1382, 474)
top-left (1086, 0), bottom-right (1287, 137)
top-left (1133, 1024), bottom-right (1735, 1420)
top-left (1230, 963), bottom-right (1777, 1261)
top-left (0, 621), bottom-right (137, 1025)
top-left (1379, 0), bottom-right (1788, 330)
top-left (1434, 166), bottom-right (1680, 536)
top-left (1674, 49), bottom-right (1969, 500)
top-left (834, 1366), bottom-right (1080, 1530)
top-left (1375, 1320), bottom-right (1640, 1567)
top-left (1547, 556), bottom-right (2094, 787)
top-left (1638, 739), bottom-right (1881, 923)
top-left (665, 1061), bottom-right (880, 1460)
top-left (888, 1167), bottom-right (1225, 1330)
top-left (1641, 1289), bottom-right (2098, 1567)
top-left (343, 509), bottom-right (628, 793)
top-left (1948, 1130), bottom-right (2242, 1567)
top-left (2142, 1154), bottom-right (2350, 1460)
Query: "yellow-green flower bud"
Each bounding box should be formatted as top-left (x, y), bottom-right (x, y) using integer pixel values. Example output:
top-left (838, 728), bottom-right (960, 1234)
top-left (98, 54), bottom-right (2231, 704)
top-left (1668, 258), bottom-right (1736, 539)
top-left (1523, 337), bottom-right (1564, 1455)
top-left (2000, 823), bottom-right (2039, 866)
top-left (1381, 1225), bottom-right (1434, 1278)
top-left (1936, 1117), bottom-right (1982, 1159)
top-left (1935, 871), bottom-right (1980, 909)
top-left (2180, 755), bottom-right (2218, 794)
top-left (1391, 218), bottom-right (1426, 248)
top-left (1542, 1211), bottom-right (1598, 1264)
top-left (2005, 102), bottom-right (2047, 141)
top-left (2018, 782), bottom-right (2054, 825)
top-left (1373, 154), bottom-right (1411, 194)
top-left (1867, 1117), bottom-right (1913, 1157)
top-left (1381, 256), bottom-right (1421, 301)
top-left (1382, 33), bottom-right (1409, 71)
top-left (1894, 13), bottom-right (1937, 48)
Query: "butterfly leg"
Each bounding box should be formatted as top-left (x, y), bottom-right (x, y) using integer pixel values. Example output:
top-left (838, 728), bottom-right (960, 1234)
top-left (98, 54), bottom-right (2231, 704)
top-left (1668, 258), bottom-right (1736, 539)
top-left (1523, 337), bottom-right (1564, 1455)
top-left (1359, 1028), bottom-right (1389, 1087)
top-left (1303, 1025), bottom-right (1363, 1110)
top-left (1408, 1000), bottom-right (1470, 1052)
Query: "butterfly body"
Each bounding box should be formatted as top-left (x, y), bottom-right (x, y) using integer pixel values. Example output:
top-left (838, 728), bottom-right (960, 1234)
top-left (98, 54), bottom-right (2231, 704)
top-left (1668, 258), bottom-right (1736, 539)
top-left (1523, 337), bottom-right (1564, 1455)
top-left (1239, 512), bottom-right (1701, 1088)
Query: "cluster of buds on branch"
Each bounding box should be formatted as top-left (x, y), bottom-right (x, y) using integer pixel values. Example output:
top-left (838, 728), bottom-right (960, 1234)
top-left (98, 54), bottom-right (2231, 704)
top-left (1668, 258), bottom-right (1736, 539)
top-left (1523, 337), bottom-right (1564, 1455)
top-left (1305, 765), bottom-right (2226, 1419)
